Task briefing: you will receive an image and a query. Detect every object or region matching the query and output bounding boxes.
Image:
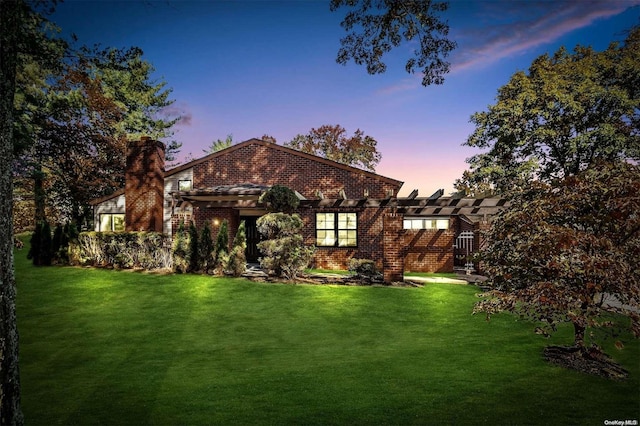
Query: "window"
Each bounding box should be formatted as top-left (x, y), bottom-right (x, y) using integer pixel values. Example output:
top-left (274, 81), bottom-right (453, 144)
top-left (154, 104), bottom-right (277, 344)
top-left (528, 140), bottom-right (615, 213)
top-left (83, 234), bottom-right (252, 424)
top-left (403, 217), bottom-right (449, 230)
top-left (99, 214), bottom-right (125, 232)
top-left (316, 212), bottom-right (357, 247)
top-left (179, 179), bottom-right (193, 191)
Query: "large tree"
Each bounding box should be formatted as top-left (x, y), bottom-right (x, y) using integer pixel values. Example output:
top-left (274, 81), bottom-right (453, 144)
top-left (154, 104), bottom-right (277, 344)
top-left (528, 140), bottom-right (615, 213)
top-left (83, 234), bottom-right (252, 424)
top-left (456, 26), bottom-right (640, 196)
top-left (15, 42), bottom-right (181, 227)
top-left (474, 161), bottom-right (640, 379)
top-left (285, 124), bottom-right (381, 171)
top-left (330, 0), bottom-right (456, 86)
top-left (1, 0), bottom-right (26, 423)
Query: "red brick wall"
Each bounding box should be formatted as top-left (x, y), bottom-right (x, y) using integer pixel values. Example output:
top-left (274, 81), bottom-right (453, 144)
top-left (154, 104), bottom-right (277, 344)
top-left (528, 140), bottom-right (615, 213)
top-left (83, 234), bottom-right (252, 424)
top-left (192, 142), bottom-right (401, 199)
top-left (299, 206), bottom-right (386, 271)
top-left (125, 138), bottom-right (165, 232)
top-left (403, 217), bottom-right (458, 273)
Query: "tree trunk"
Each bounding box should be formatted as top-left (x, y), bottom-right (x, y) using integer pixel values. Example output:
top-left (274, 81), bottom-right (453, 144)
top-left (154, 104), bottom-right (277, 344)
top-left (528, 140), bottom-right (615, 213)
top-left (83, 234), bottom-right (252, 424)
top-left (0, 0), bottom-right (24, 424)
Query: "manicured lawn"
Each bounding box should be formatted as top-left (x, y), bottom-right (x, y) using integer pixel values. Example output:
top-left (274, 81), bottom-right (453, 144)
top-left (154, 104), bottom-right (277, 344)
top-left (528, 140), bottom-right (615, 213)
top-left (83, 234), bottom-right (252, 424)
top-left (15, 249), bottom-right (640, 425)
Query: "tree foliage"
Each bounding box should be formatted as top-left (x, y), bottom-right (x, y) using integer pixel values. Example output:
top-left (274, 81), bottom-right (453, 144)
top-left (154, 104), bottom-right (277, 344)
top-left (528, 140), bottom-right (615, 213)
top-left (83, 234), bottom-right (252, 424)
top-left (259, 184), bottom-right (300, 214)
top-left (204, 134), bottom-right (233, 154)
top-left (285, 124), bottom-right (381, 171)
top-left (257, 213), bottom-right (315, 280)
top-left (457, 26), bottom-right (640, 196)
top-left (227, 220), bottom-right (247, 277)
top-left (474, 162), bottom-right (640, 369)
top-left (15, 35), bottom-right (181, 227)
top-left (330, 0), bottom-right (456, 86)
top-left (213, 219), bottom-right (229, 273)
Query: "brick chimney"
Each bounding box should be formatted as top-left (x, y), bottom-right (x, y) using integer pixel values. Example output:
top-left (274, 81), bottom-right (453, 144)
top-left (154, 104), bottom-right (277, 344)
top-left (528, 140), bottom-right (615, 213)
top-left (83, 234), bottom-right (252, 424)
top-left (125, 137), bottom-right (165, 233)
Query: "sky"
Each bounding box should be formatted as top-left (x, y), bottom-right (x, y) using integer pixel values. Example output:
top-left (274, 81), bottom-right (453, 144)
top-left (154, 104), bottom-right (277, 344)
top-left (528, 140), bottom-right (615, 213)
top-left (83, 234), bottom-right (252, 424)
top-left (51, 0), bottom-right (640, 196)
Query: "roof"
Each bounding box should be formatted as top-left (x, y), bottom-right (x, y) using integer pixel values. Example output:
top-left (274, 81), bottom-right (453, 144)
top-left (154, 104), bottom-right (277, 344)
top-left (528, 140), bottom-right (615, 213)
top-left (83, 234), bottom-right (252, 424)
top-left (167, 138), bottom-right (404, 187)
top-left (92, 138), bottom-right (403, 205)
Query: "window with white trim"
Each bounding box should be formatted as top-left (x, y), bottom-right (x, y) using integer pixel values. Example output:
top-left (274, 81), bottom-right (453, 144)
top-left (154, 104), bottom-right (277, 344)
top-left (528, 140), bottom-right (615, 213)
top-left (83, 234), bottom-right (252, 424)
top-left (179, 179), bottom-right (193, 191)
top-left (99, 214), bottom-right (125, 232)
top-left (403, 217), bottom-right (449, 230)
top-left (316, 212), bottom-right (357, 247)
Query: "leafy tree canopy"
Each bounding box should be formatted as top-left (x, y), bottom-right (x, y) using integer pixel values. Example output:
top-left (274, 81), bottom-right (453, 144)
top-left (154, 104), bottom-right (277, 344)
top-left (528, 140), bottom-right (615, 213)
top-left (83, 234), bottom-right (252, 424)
top-left (330, 0), bottom-right (456, 86)
top-left (456, 26), bottom-right (640, 196)
top-left (204, 134), bottom-right (233, 154)
top-left (285, 124), bottom-right (381, 171)
top-left (474, 161), bottom-right (640, 377)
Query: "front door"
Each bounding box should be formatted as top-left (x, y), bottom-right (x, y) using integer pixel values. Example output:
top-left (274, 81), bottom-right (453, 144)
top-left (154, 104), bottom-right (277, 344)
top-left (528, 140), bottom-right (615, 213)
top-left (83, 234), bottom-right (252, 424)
top-left (242, 216), bottom-right (261, 262)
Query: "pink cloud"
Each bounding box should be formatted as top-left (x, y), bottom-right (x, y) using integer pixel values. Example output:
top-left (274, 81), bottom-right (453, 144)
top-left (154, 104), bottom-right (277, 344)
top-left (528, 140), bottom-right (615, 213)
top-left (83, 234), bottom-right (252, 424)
top-left (450, 1), bottom-right (635, 73)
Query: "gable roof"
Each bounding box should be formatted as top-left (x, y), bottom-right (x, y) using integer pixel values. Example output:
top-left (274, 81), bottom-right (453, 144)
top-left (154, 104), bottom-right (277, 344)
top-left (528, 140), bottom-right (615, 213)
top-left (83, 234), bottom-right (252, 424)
top-left (91, 138), bottom-right (402, 205)
top-left (167, 138), bottom-right (404, 187)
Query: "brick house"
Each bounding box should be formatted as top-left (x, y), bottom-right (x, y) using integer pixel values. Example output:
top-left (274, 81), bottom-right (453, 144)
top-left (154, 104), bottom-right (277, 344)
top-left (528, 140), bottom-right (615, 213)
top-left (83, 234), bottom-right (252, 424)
top-left (90, 137), bottom-right (506, 281)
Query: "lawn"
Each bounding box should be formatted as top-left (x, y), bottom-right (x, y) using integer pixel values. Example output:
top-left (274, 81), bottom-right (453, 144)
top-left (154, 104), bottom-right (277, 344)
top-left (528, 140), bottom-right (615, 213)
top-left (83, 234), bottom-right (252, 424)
top-left (15, 248), bottom-right (640, 425)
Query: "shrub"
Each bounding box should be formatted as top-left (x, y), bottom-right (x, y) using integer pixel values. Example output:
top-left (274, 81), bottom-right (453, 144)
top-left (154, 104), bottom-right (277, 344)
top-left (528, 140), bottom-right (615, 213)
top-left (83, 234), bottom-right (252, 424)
top-left (213, 219), bottom-right (229, 274)
top-left (172, 221), bottom-right (190, 273)
top-left (259, 184), bottom-right (299, 213)
top-left (199, 221), bottom-right (215, 273)
top-left (188, 221), bottom-right (200, 272)
top-left (257, 213), bottom-right (315, 280)
top-left (28, 221), bottom-right (53, 266)
top-left (52, 222), bottom-right (79, 264)
top-left (227, 220), bottom-right (247, 276)
top-left (348, 258), bottom-right (379, 278)
top-left (69, 232), bottom-right (172, 270)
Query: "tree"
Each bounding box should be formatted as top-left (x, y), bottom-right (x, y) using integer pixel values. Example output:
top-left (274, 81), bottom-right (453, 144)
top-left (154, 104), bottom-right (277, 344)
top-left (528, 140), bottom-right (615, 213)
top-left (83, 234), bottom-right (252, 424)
top-left (227, 220), bottom-right (247, 277)
top-left (330, 0), bottom-right (456, 86)
top-left (213, 219), bottom-right (229, 274)
top-left (257, 213), bottom-right (315, 280)
top-left (15, 43), bottom-right (182, 227)
top-left (199, 221), bottom-right (214, 273)
top-left (204, 134), bottom-right (233, 154)
top-left (0, 0), bottom-right (30, 421)
top-left (172, 220), bottom-right (190, 273)
top-left (457, 26), bottom-right (640, 196)
top-left (260, 134), bottom-right (276, 143)
top-left (474, 161), bottom-right (640, 379)
top-left (188, 220), bottom-right (199, 272)
top-left (285, 124), bottom-right (381, 171)
top-left (259, 184), bottom-right (299, 214)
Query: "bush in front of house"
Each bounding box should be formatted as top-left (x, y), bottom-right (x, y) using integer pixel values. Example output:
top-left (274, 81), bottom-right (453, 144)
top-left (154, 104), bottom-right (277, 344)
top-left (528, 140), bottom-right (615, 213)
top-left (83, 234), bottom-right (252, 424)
top-left (213, 219), bottom-right (229, 274)
top-left (52, 223), bottom-right (79, 264)
top-left (257, 213), bottom-right (315, 280)
top-left (199, 221), bottom-right (215, 273)
top-left (188, 221), bottom-right (200, 272)
top-left (172, 221), bottom-right (190, 273)
top-left (227, 220), bottom-right (247, 276)
top-left (70, 231), bottom-right (172, 270)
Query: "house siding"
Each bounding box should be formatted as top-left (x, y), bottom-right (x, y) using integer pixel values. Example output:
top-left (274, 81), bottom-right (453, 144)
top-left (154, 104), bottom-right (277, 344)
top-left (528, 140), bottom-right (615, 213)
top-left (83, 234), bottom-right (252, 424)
top-left (164, 168), bottom-right (193, 235)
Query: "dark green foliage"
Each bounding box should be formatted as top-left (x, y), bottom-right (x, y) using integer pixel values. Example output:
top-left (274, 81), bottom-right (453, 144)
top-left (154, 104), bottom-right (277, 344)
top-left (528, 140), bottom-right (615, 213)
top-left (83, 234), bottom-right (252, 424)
top-left (172, 220), bottom-right (190, 273)
top-left (70, 231), bottom-right (171, 269)
top-left (227, 220), bottom-right (247, 277)
top-left (348, 258), bottom-right (378, 278)
top-left (330, 0), bottom-right (456, 86)
top-left (259, 185), bottom-right (299, 213)
top-left (257, 213), bottom-right (314, 280)
top-left (27, 221), bottom-right (52, 266)
top-left (199, 221), bottom-right (214, 273)
top-left (213, 220), bottom-right (229, 273)
top-left (188, 221), bottom-right (199, 273)
top-left (51, 222), bottom-right (78, 264)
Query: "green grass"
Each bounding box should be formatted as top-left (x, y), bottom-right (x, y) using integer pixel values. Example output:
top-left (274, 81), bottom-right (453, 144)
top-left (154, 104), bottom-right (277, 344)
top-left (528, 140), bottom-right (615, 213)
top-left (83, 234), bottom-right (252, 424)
top-left (15, 248), bottom-right (640, 425)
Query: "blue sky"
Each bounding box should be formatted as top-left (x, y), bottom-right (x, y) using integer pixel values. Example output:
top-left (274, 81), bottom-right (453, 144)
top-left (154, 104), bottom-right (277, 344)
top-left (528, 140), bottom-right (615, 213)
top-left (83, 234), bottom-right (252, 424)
top-left (52, 0), bottom-right (640, 196)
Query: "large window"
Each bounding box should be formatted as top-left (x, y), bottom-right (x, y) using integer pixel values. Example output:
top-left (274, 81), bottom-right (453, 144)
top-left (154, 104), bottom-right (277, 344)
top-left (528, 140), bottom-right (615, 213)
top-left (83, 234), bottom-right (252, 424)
top-left (99, 214), bottom-right (125, 232)
top-left (179, 179), bottom-right (193, 191)
top-left (316, 212), bottom-right (357, 247)
top-left (403, 217), bottom-right (449, 230)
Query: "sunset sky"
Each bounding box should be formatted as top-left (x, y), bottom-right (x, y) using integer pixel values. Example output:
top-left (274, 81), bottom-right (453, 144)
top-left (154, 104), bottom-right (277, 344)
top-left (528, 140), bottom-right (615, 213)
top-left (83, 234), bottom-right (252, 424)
top-left (52, 0), bottom-right (640, 196)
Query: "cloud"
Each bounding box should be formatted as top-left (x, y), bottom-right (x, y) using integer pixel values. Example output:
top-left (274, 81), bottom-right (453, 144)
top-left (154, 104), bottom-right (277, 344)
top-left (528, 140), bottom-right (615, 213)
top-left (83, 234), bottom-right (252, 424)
top-left (160, 103), bottom-right (193, 126)
top-left (450, 0), bottom-right (637, 73)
